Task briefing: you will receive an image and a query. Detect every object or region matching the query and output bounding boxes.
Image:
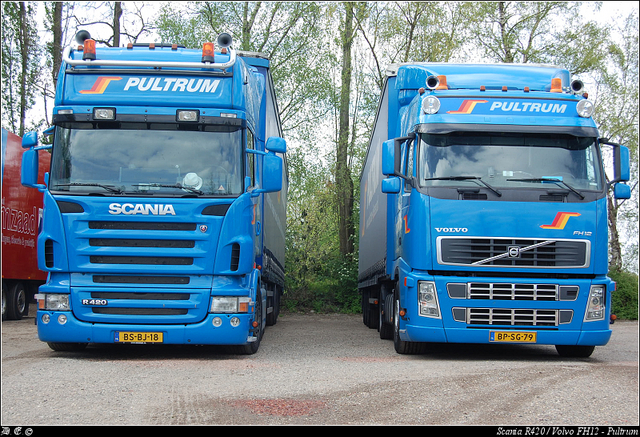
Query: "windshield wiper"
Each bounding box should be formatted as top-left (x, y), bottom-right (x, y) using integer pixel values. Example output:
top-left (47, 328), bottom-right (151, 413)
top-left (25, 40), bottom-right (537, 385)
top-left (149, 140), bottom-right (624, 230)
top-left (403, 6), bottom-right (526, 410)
top-left (54, 183), bottom-right (123, 194)
top-left (506, 178), bottom-right (585, 200)
top-left (423, 176), bottom-right (502, 197)
top-left (138, 183), bottom-right (204, 195)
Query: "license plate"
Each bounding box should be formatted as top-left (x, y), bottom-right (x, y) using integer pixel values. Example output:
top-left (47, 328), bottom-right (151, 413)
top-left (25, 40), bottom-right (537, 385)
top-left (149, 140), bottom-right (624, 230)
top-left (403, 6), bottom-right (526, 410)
top-left (490, 331), bottom-right (537, 343)
top-left (115, 332), bottom-right (163, 343)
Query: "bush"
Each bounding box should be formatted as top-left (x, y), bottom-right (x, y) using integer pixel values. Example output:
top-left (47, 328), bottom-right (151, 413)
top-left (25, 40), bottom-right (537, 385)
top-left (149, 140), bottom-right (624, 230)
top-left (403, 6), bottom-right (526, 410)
top-left (609, 269), bottom-right (639, 320)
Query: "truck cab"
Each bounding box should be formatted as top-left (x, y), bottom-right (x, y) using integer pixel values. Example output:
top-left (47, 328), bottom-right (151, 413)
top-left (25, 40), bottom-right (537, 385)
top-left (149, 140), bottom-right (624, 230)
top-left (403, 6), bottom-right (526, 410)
top-left (21, 32), bottom-right (287, 354)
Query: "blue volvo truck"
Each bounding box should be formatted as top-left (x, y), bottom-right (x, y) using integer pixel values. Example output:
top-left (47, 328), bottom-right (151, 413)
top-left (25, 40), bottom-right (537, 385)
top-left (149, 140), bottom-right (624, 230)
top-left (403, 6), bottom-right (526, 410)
top-left (21, 31), bottom-right (287, 354)
top-left (358, 63), bottom-right (631, 357)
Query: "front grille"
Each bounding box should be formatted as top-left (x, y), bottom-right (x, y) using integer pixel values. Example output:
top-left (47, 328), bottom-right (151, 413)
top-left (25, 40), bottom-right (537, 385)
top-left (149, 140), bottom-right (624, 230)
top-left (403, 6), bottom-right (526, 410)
top-left (92, 308), bottom-right (188, 316)
top-left (90, 256), bottom-right (193, 265)
top-left (468, 283), bottom-right (558, 301)
top-left (89, 238), bottom-right (195, 248)
top-left (438, 237), bottom-right (589, 268)
top-left (467, 308), bottom-right (558, 326)
top-left (89, 221), bottom-right (196, 231)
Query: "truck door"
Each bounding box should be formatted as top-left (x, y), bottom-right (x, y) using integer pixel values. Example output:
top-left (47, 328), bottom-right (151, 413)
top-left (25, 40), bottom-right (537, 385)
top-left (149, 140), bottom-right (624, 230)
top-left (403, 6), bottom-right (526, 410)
top-left (395, 139), bottom-right (414, 260)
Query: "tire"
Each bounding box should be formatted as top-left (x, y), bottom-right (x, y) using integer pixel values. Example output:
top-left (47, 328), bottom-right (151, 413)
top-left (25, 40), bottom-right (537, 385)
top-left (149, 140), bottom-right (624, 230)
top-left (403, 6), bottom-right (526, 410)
top-left (393, 287), bottom-right (426, 354)
top-left (7, 281), bottom-right (27, 320)
top-left (48, 342), bottom-right (88, 352)
top-left (555, 345), bottom-right (595, 358)
top-left (2, 281), bottom-right (8, 321)
top-left (379, 290), bottom-right (393, 340)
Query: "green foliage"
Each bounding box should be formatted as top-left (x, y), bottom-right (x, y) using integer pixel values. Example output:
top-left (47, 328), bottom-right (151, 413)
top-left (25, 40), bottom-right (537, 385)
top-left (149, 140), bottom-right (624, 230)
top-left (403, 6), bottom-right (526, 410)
top-left (610, 269), bottom-right (639, 320)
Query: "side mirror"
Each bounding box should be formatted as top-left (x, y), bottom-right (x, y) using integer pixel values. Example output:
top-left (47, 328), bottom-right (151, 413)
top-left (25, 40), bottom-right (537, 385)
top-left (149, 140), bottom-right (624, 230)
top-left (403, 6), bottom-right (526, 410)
top-left (382, 140), bottom-right (396, 176)
top-left (251, 154), bottom-right (283, 196)
top-left (22, 131), bottom-right (38, 148)
top-left (382, 177), bottom-right (400, 194)
top-left (613, 183), bottom-right (631, 200)
top-left (266, 136), bottom-right (286, 154)
top-left (614, 145), bottom-right (630, 182)
top-left (21, 147), bottom-right (46, 191)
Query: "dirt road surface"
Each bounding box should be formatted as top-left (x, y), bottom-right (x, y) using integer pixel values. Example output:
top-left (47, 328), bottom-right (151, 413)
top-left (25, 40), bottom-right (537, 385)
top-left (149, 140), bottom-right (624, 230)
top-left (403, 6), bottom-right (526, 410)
top-left (2, 306), bottom-right (638, 426)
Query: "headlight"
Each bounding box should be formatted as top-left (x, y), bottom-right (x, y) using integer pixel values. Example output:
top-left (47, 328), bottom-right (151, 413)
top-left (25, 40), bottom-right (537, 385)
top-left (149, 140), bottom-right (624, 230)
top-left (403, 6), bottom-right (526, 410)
top-left (210, 297), bottom-right (252, 313)
top-left (44, 294), bottom-right (70, 311)
top-left (585, 285), bottom-right (606, 321)
top-left (418, 281), bottom-right (441, 318)
top-left (576, 99), bottom-right (594, 118)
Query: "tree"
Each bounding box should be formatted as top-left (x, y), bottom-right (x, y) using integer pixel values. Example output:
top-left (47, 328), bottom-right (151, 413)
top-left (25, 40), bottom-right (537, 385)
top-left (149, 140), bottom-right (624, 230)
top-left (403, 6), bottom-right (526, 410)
top-left (591, 11), bottom-right (639, 272)
top-left (1, 1), bottom-right (40, 135)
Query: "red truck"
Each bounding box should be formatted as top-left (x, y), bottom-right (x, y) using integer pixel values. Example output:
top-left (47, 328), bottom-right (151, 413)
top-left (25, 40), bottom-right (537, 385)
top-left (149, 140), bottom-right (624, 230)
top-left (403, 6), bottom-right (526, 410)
top-left (2, 128), bottom-right (50, 320)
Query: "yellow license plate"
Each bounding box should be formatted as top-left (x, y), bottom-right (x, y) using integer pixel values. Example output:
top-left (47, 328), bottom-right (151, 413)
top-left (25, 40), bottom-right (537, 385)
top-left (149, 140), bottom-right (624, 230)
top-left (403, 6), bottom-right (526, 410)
top-left (490, 331), bottom-right (537, 343)
top-left (115, 332), bottom-right (163, 343)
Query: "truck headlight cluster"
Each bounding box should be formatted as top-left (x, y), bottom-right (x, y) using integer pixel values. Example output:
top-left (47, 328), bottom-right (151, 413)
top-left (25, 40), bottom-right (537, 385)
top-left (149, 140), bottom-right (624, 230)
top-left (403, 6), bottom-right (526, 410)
top-left (418, 281), bottom-right (441, 318)
top-left (36, 294), bottom-right (71, 311)
top-left (585, 285), bottom-right (605, 321)
top-left (210, 297), bottom-right (251, 314)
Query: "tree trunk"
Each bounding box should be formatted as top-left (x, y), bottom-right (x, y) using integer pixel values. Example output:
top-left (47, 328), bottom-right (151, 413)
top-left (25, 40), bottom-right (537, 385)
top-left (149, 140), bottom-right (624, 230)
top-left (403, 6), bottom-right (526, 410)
top-left (336, 2), bottom-right (355, 257)
top-left (18, 2), bottom-right (29, 136)
top-left (607, 193), bottom-right (623, 272)
top-left (51, 2), bottom-right (63, 87)
top-left (113, 2), bottom-right (122, 47)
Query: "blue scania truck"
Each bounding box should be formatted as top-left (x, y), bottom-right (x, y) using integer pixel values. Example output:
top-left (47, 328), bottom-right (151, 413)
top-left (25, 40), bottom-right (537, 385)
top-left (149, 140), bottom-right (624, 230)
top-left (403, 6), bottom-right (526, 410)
top-left (21, 32), bottom-right (287, 354)
top-left (359, 63), bottom-right (631, 357)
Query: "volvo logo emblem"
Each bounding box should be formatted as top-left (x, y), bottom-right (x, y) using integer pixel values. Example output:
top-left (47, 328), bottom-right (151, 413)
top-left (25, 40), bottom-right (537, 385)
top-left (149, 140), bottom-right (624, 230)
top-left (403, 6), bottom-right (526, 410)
top-left (508, 246), bottom-right (521, 258)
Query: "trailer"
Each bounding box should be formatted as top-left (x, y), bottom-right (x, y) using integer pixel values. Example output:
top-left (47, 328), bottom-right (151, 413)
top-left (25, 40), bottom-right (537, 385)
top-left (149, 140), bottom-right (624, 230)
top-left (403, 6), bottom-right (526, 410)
top-left (359, 63), bottom-right (631, 357)
top-left (2, 128), bottom-right (50, 320)
top-left (21, 32), bottom-right (287, 353)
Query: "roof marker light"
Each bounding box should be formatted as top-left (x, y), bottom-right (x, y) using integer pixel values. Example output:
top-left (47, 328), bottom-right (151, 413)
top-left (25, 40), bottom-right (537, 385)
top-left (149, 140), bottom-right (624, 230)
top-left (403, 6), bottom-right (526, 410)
top-left (436, 75), bottom-right (448, 90)
top-left (550, 78), bottom-right (562, 93)
top-left (83, 39), bottom-right (96, 60)
top-left (202, 42), bottom-right (215, 63)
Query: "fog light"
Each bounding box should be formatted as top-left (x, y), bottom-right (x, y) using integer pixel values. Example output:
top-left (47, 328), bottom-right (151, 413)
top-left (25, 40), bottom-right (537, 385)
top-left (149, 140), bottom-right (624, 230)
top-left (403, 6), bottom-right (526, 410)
top-left (212, 317), bottom-right (222, 327)
top-left (418, 281), bottom-right (441, 319)
top-left (230, 317), bottom-right (240, 327)
top-left (421, 96), bottom-right (441, 114)
top-left (58, 314), bottom-right (68, 325)
top-left (93, 107), bottom-right (115, 120)
top-left (42, 314), bottom-right (51, 324)
top-left (177, 110), bottom-right (199, 122)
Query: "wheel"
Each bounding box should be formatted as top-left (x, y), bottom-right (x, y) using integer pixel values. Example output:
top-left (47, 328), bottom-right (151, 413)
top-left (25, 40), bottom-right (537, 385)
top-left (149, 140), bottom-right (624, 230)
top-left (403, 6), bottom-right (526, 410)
top-left (6, 281), bottom-right (27, 320)
top-left (266, 284), bottom-right (280, 326)
top-left (48, 342), bottom-right (88, 352)
top-left (2, 281), bottom-right (8, 321)
top-left (379, 288), bottom-right (393, 340)
top-left (393, 286), bottom-right (426, 354)
top-left (555, 345), bottom-right (595, 358)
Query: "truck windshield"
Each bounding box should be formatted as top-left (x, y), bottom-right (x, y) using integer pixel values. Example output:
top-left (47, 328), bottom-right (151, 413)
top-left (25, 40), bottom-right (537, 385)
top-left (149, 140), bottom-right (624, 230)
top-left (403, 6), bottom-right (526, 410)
top-left (49, 123), bottom-right (243, 196)
top-left (418, 132), bottom-right (603, 191)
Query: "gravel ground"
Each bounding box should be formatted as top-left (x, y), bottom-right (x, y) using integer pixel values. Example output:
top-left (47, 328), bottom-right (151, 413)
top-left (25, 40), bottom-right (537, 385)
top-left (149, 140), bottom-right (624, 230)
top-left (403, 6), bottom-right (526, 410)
top-left (1, 305), bottom-right (638, 426)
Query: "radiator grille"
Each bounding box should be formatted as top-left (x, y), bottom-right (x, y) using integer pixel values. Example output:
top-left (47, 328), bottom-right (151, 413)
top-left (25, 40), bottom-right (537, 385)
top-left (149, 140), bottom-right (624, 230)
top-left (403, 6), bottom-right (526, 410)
top-left (467, 308), bottom-right (558, 326)
top-left (438, 237), bottom-right (589, 268)
top-left (468, 283), bottom-right (557, 300)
